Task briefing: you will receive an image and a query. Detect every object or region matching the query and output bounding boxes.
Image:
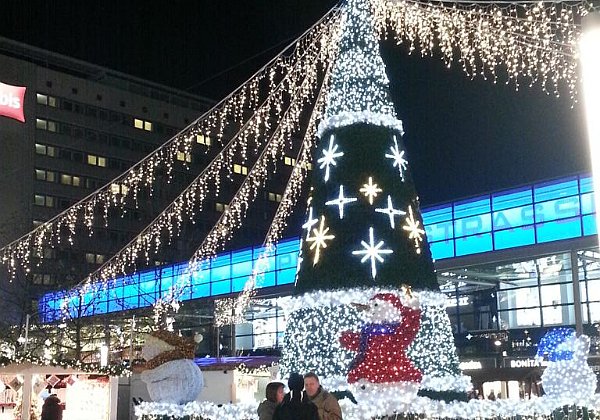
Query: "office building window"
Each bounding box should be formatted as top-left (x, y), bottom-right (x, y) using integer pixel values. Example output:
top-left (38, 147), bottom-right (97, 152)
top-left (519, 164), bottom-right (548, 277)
top-left (233, 164), bottom-right (248, 175)
top-left (196, 134), bottom-right (212, 146)
top-left (35, 143), bottom-right (57, 157)
top-left (85, 253), bottom-right (106, 264)
top-left (35, 169), bottom-right (56, 182)
top-left (60, 174), bottom-right (81, 187)
top-left (87, 154), bottom-right (107, 167)
top-left (33, 273), bottom-right (55, 286)
top-left (36, 118), bottom-right (57, 132)
top-left (268, 192), bottom-right (283, 203)
top-left (34, 194), bottom-right (54, 208)
top-left (134, 118), bottom-right (153, 132)
top-left (284, 156), bottom-right (296, 166)
top-left (110, 183), bottom-right (130, 195)
top-left (176, 151), bottom-right (192, 163)
top-left (216, 202), bottom-right (229, 212)
top-left (36, 93), bottom-right (57, 107)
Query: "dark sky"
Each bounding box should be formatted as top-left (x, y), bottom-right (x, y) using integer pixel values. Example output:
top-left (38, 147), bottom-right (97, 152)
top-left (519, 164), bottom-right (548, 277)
top-left (0, 1), bottom-right (591, 206)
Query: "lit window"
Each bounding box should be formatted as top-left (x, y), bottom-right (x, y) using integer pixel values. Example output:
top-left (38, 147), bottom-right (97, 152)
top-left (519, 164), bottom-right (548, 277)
top-left (176, 151), bottom-right (192, 163)
top-left (85, 253), bottom-right (105, 264)
top-left (35, 143), bottom-right (56, 157)
top-left (36, 94), bottom-right (47, 105)
top-left (196, 134), bottom-right (212, 146)
top-left (35, 169), bottom-right (56, 182)
top-left (284, 156), bottom-right (296, 166)
top-left (216, 202), bottom-right (229, 212)
top-left (233, 164), bottom-right (248, 175)
top-left (110, 183), bottom-right (129, 195)
top-left (268, 192), bottom-right (283, 202)
top-left (87, 154), bottom-right (107, 167)
top-left (36, 118), bottom-right (47, 130)
top-left (34, 195), bottom-right (54, 207)
top-left (36, 93), bottom-right (57, 107)
top-left (134, 118), bottom-right (153, 132)
top-left (60, 174), bottom-right (81, 187)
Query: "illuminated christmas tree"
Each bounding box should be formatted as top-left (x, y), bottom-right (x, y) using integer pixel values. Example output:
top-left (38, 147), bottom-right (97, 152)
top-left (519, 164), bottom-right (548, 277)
top-left (280, 0), bottom-right (470, 403)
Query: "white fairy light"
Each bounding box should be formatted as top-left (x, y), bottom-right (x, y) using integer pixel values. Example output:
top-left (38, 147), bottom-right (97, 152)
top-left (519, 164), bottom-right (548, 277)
top-left (306, 216), bottom-right (336, 265)
top-left (384, 135), bottom-right (408, 181)
top-left (317, 134), bottom-right (345, 182)
top-left (359, 176), bottom-right (383, 205)
top-left (402, 205), bottom-right (425, 254)
top-left (352, 227), bottom-right (393, 279)
top-left (374, 194), bottom-right (405, 229)
top-left (325, 185), bottom-right (358, 219)
top-left (302, 207), bottom-right (319, 239)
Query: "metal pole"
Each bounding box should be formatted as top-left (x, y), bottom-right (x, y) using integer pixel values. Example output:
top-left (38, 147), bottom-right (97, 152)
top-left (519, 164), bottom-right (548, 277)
top-left (571, 251), bottom-right (583, 336)
top-left (23, 314), bottom-right (30, 353)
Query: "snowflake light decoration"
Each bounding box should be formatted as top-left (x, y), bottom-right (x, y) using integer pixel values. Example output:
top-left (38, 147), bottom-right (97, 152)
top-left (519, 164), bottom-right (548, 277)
top-left (375, 195), bottom-right (406, 229)
top-left (352, 226), bottom-right (393, 279)
top-left (325, 185), bottom-right (357, 219)
top-left (385, 135), bottom-right (408, 181)
top-left (317, 134), bottom-right (344, 182)
top-left (359, 176), bottom-right (383, 205)
top-left (402, 205), bottom-right (425, 255)
top-left (302, 207), bottom-right (319, 239)
top-left (306, 216), bottom-right (335, 265)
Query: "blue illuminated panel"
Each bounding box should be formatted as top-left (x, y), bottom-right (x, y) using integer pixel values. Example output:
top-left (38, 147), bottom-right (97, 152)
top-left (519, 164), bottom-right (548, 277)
top-left (39, 174), bottom-right (597, 322)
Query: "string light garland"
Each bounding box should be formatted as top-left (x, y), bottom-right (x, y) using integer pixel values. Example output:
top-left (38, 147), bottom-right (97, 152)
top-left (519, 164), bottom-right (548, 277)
top-left (0, 353), bottom-right (131, 377)
top-left (0, 6), bottom-right (342, 281)
top-left (371, 0), bottom-right (595, 100)
top-left (213, 61), bottom-right (337, 326)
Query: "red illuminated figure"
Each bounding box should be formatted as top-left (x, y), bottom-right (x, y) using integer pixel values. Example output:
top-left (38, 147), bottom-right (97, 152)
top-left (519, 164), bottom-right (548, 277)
top-left (340, 292), bottom-right (422, 384)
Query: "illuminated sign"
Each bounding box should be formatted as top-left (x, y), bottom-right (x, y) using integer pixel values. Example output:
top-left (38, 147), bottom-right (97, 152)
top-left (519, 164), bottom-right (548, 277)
top-left (0, 82), bottom-right (26, 122)
top-left (459, 360), bottom-right (482, 370)
top-left (506, 358), bottom-right (548, 368)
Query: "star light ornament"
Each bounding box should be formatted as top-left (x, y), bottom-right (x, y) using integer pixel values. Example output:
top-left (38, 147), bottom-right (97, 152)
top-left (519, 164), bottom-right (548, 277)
top-left (302, 207), bottom-right (319, 240)
top-left (352, 227), bottom-right (393, 279)
top-left (385, 135), bottom-right (408, 181)
top-left (375, 195), bottom-right (405, 229)
top-left (325, 185), bottom-right (357, 219)
top-left (317, 134), bottom-right (344, 182)
top-left (359, 176), bottom-right (382, 205)
top-left (306, 216), bottom-right (335, 265)
top-left (403, 205), bottom-right (425, 255)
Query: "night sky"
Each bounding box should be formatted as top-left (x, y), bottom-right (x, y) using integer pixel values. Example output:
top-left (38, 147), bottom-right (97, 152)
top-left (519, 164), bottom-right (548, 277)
top-left (0, 1), bottom-right (591, 206)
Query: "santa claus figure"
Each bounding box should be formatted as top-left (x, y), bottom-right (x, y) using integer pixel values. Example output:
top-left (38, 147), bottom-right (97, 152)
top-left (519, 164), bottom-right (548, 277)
top-left (340, 292), bottom-right (422, 386)
top-left (140, 330), bottom-right (204, 404)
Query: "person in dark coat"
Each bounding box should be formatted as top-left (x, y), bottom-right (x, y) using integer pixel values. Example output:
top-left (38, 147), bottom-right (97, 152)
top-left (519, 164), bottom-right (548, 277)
top-left (258, 381), bottom-right (285, 420)
top-left (41, 394), bottom-right (63, 420)
top-left (273, 373), bottom-right (319, 420)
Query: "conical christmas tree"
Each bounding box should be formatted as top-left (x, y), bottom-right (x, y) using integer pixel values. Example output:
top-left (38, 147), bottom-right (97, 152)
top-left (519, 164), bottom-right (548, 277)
top-left (280, 0), bottom-right (470, 405)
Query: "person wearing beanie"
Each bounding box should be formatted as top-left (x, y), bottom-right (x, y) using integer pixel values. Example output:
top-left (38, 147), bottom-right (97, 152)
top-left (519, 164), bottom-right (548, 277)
top-left (273, 373), bottom-right (319, 420)
top-left (258, 382), bottom-right (285, 420)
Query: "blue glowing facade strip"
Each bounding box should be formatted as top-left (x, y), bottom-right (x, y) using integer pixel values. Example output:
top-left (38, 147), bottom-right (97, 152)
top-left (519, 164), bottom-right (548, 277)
top-left (39, 174), bottom-right (596, 322)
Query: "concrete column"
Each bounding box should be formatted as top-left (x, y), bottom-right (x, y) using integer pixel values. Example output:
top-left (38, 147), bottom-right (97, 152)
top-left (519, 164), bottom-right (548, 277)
top-left (21, 374), bottom-right (31, 420)
top-left (571, 250), bottom-right (583, 336)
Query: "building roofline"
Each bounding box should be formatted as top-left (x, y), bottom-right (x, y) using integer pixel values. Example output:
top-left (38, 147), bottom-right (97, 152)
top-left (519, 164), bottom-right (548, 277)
top-left (0, 36), bottom-right (216, 109)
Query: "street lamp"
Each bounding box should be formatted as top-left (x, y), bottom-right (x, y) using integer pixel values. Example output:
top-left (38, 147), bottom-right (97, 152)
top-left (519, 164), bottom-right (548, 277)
top-left (580, 11), bottom-right (600, 238)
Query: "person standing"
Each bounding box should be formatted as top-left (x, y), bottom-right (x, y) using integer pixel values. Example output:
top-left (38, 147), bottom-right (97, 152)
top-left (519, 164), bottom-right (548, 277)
top-left (258, 382), bottom-right (285, 420)
top-left (274, 373), bottom-right (319, 420)
top-left (41, 394), bottom-right (63, 420)
top-left (303, 373), bottom-right (342, 420)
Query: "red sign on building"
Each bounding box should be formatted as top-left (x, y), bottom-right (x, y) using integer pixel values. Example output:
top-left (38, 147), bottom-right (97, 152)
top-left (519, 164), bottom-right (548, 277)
top-left (0, 82), bottom-right (26, 122)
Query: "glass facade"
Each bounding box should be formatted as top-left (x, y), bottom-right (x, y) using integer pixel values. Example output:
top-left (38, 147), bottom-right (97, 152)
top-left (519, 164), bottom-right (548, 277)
top-left (39, 173), bottom-right (598, 358)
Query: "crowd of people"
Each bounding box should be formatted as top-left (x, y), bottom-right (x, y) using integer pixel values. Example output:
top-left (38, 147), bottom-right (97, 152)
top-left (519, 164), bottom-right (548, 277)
top-left (257, 372), bottom-right (342, 420)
